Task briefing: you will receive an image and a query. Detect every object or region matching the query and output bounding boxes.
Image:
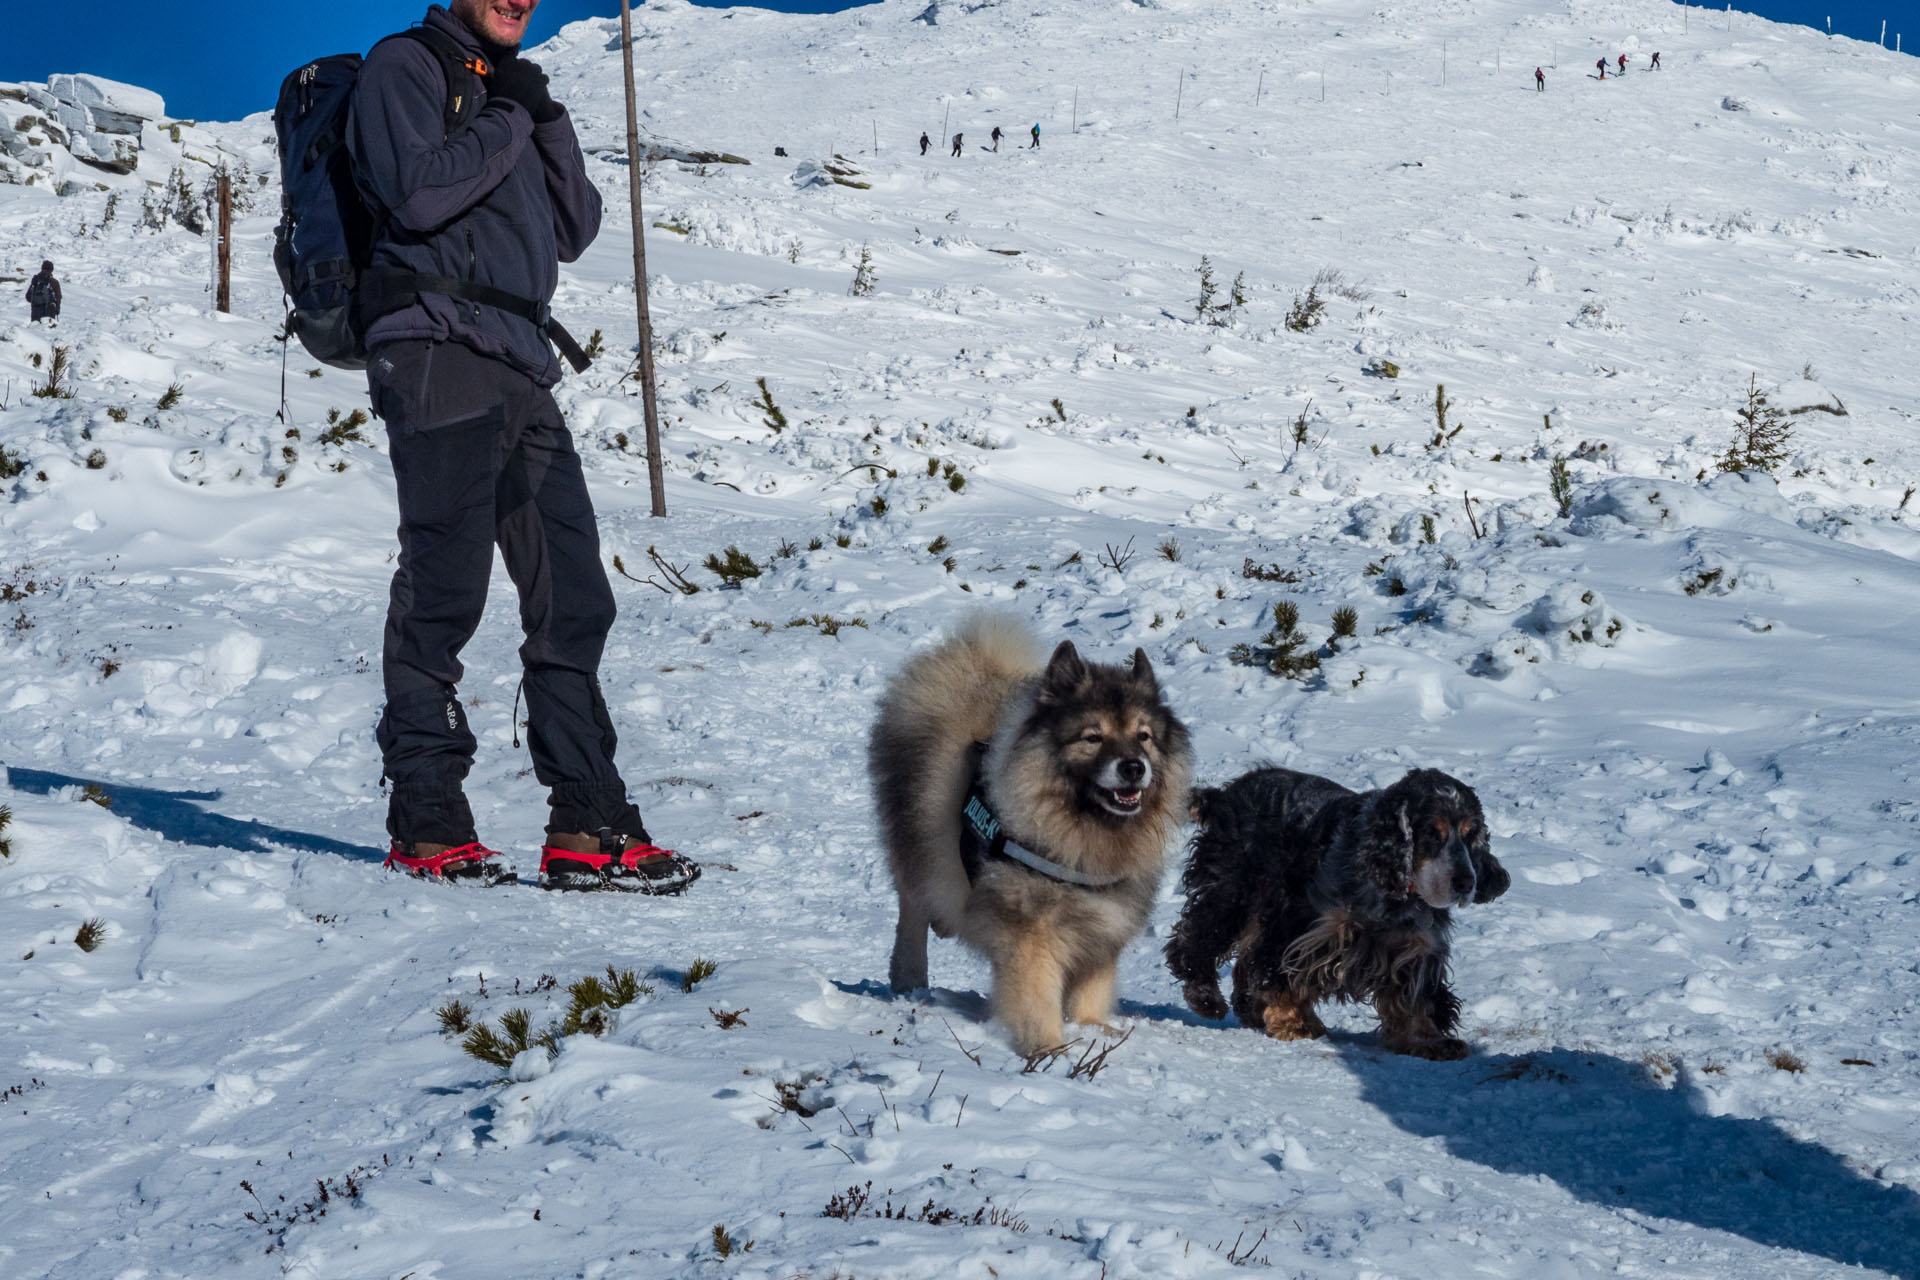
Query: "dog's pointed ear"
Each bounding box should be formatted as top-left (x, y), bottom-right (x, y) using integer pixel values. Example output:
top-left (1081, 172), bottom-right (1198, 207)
top-left (1041, 641), bottom-right (1087, 700)
top-left (1130, 647), bottom-right (1158, 693)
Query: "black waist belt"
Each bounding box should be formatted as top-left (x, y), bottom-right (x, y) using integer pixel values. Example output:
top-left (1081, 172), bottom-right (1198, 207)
top-left (361, 269), bottom-right (591, 374)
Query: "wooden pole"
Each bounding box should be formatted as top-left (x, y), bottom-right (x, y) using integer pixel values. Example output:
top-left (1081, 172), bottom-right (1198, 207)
top-left (941, 100), bottom-right (950, 145)
top-left (215, 169), bottom-right (232, 314)
top-left (1175, 67), bottom-right (1184, 119)
top-left (620, 0), bottom-right (667, 517)
top-left (1071, 85), bottom-right (1078, 132)
top-left (1255, 67), bottom-right (1264, 104)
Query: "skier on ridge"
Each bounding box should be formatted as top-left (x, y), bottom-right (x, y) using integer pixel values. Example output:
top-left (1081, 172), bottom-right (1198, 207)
top-left (1535, 66), bottom-right (1545, 92)
top-left (951, 131), bottom-right (963, 156)
top-left (919, 131), bottom-right (930, 155)
top-left (1596, 56), bottom-right (1607, 79)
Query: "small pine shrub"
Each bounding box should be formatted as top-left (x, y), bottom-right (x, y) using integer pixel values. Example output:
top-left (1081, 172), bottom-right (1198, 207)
top-left (849, 244), bottom-right (877, 296)
top-left (0, 446), bottom-right (27, 480)
top-left (462, 1008), bottom-right (558, 1070)
top-left (157, 383), bottom-right (184, 411)
top-left (1420, 514), bottom-right (1437, 544)
top-left (711, 1224), bottom-right (752, 1257)
top-left (1550, 454), bottom-right (1574, 517)
top-left (0, 802), bottom-right (11, 857)
top-left (1229, 601), bottom-right (1321, 679)
top-left (1195, 255), bottom-right (1219, 320)
top-left (106, 407), bottom-right (128, 423)
top-left (682, 957), bottom-right (718, 992)
top-left (1285, 285), bottom-right (1325, 332)
top-left (74, 918), bottom-right (109, 952)
top-left (317, 409), bottom-right (369, 448)
top-left (1227, 270), bottom-right (1248, 319)
top-left (84, 449), bottom-right (107, 471)
top-left (926, 535), bottom-right (950, 555)
top-left (435, 999), bottom-right (473, 1036)
top-left (32, 346), bottom-right (75, 400)
top-left (582, 329), bottom-right (606, 361)
top-left (81, 784), bottom-right (112, 808)
top-left (754, 377), bottom-right (788, 433)
top-left (1767, 1048), bottom-right (1807, 1073)
top-left (1717, 374), bottom-right (1793, 475)
top-left (561, 966), bottom-right (651, 1036)
top-left (1330, 606), bottom-right (1358, 639)
top-left (703, 546), bottom-right (762, 586)
top-left (1157, 538), bottom-right (1181, 562)
top-left (1051, 397), bottom-right (1067, 422)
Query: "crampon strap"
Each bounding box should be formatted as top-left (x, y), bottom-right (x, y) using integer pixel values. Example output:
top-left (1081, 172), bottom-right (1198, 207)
top-left (385, 841), bottom-right (502, 876)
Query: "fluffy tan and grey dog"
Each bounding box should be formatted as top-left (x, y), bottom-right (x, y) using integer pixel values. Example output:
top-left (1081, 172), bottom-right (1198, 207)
top-left (869, 617), bottom-right (1192, 1054)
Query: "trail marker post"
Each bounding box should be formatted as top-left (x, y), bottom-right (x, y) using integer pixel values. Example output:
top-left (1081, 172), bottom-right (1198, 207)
top-left (619, 0), bottom-right (667, 517)
top-left (214, 169), bottom-right (232, 314)
top-left (1175, 67), bottom-right (1184, 119)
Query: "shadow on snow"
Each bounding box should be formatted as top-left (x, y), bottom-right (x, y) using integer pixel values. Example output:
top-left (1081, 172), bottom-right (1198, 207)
top-left (3, 765), bottom-right (384, 864)
top-left (1338, 1043), bottom-right (1920, 1279)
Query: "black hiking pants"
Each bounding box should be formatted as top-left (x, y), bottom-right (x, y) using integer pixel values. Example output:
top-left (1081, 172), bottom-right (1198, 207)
top-left (368, 339), bottom-right (644, 846)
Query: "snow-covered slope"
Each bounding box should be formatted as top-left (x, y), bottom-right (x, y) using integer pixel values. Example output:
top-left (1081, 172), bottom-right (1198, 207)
top-left (2, 0), bottom-right (1918, 1275)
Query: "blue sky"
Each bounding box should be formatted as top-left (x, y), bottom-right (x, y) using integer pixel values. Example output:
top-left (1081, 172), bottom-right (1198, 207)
top-left (0, 1), bottom-right (1908, 124)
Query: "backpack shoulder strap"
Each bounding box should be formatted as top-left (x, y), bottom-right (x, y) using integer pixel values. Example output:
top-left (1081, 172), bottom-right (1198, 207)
top-left (376, 24), bottom-right (488, 136)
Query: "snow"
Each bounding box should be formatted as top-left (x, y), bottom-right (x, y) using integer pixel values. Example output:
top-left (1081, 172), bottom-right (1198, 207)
top-left (2, 0), bottom-right (1919, 1276)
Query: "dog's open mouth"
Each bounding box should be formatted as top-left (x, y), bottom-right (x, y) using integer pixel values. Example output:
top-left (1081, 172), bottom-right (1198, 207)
top-left (1097, 786), bottom-right (1144, 815)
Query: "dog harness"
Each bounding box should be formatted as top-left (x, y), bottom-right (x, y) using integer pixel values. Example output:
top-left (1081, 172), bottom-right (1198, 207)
top-left (961, 743), bottom-right (1126, 889)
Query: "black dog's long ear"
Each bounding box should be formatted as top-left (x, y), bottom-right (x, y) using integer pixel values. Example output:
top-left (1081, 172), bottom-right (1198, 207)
top-left (1453, 784), bottom-right (1509, 904)
top-left (1130, 647), bottom-right (1158, 695)
top-left (1469, 822), bottom-right (1509, 903)
top-left (1041, 641), bottom-right (1088, 701)
top-left (1370, 785), bottom-right (1417, 891)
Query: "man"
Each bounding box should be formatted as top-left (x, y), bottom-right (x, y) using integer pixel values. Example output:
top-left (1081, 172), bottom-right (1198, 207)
top-left (950, 131), bottom-right (963, 157)
top-left (990, 125), bottom-right (1002, 152)
top-left (1535, 66), bottom-right (1545, 92)
top-left (1596, 56), bottom-right (1606, 79)
top-left (349, 0), bottom-right (698, 894)
top-left (919, 131), bottom-right (930, 155)
top-left (1651, 51), bottom-right (1662, 70)
top-left (25, 260), bottom-right (60, 324)
top-left (1029, 123), bottom-right (1040, 149)
top-left (1617, 53), bottom-right (1628, 75)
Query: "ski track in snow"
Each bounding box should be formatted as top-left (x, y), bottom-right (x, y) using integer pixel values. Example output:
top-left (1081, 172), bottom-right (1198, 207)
top-left (2, 0), bottom-right (1918, 1275)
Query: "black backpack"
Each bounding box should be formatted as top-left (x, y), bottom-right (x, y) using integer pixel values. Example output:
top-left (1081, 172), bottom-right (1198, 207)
top-left (272, 27), bottom-right (588, 373)
top-left (26, 275), bottom-right (54, 307)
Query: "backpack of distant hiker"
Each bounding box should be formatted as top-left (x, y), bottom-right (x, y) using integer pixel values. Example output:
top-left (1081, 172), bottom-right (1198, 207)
top-left (26, 276), bottom-right (54, 308)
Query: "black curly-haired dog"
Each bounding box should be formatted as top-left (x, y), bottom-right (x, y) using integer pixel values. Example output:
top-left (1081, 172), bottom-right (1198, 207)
top-left (1165, 767), bottom-right (1509, 1060)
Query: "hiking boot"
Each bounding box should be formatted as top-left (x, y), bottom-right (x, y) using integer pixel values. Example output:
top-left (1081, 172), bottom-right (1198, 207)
top-left (539, 826), bottom-right (700, 895)
top-left (385, 840), bottom-right (515, 886)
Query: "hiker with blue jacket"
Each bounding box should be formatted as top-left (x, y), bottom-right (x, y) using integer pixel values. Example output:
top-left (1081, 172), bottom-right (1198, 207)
top-left (349, 0), bottom-right (698, 894)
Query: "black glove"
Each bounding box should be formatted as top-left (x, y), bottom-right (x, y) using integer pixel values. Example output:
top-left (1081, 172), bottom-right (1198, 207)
top-left (488, 56), bottom-right (561, 124)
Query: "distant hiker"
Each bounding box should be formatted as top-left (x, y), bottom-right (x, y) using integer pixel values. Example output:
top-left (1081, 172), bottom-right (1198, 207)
top-left (774, 145), bottom-right (787, 156)
top-left (349, 0), bottom-right (698, 895)
top-left (991, 125), bottom-right (1002, 151)
top-left (951, 132), bottom-right (963, 157)
top-left (1029, 123), bottom-right (1040, 148)
top-left (1651, 51), bottom-right (1662, 70)
top-left (919, 131), bottom-right (930, 155)
top-left (1596, 57), bottom-right (1607, 79)
top-left (1535, 66), bottom-right (1545, 92)
top-left (25, 260), bottom-right (60, 324)
top-left (1618, 53), bottom-right (1628, 74)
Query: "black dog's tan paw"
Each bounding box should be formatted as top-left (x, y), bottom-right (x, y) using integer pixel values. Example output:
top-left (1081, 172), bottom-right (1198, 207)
top-left (1183, 979), bottom-right (1229, 1021)
top-left (1261, 999), bottom-right (1329, 1041)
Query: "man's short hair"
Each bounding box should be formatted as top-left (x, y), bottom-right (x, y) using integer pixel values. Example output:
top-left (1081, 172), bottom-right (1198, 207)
top-left (41, 260), bottom-right (53, 273)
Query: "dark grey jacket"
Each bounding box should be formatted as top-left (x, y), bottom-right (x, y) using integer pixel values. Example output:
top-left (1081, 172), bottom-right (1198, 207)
top-left (348, 5), bottom-right (602, 386)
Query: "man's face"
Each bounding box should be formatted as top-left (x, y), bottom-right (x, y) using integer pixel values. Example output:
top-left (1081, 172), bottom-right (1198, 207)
top-left (451, 0), bottom-right (539, 48)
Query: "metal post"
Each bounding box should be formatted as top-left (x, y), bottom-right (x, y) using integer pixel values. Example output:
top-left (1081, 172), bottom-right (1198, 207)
top-left (619, 0), bottom-right (667, 518)
top-left (941, 100), bottom-right (950, 145)
top-left (1175, 67), bottom-right (1184, 119)
top-left (1072, 85), bottom-right (1078, 132)
top-left (1255, 67), bottom-right (1264, 104)
top-left (872, 116), bottom-right (878, 154)
top-left (1320, 69), bottom-right (1325, 101)
top-left (1443, 40), bottom-right (1448, 85)
top-left (215, 169), bottom-right (231, 314)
